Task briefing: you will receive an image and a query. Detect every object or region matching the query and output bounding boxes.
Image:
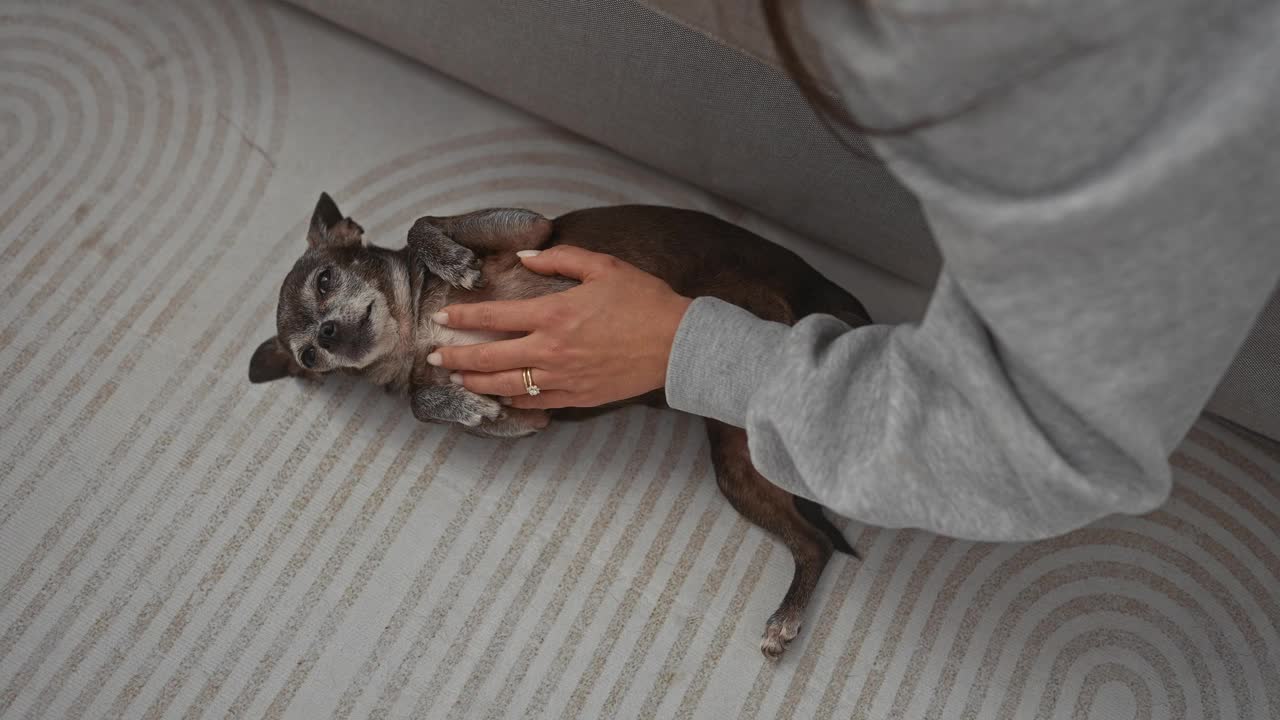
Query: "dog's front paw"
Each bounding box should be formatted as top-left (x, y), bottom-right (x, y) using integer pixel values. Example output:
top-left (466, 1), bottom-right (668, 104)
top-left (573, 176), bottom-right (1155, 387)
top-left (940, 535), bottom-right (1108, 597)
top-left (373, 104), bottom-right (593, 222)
top-left (474, 408), bottom-right (550, 438)
top-left (408, 218), bottom-right (485, 290)
top-left (430, 244), bottom-right (485, 290)
top-left (411, 385), bottom-right (501, 427)
top-left (454, 392), bottom-right (502, 427)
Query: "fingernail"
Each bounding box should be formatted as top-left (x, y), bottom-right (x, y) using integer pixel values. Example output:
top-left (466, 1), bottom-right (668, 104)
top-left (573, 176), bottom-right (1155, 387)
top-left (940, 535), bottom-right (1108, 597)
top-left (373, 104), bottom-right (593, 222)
top-left (516, 250), bottom-right (541, 258)
top-left (431, 311), bottom-right (449, 325)
top-left (426, 352), bottom-right (442, 366)
top-left (449, 373), bottom-right (463, 385)
top-left (498, 396), bottom-right (512, 406)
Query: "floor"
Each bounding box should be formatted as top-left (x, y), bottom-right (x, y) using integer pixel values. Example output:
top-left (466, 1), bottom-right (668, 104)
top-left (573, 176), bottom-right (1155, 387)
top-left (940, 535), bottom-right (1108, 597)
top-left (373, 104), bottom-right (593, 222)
top-left (1, 1), bottom-right (1278, 718)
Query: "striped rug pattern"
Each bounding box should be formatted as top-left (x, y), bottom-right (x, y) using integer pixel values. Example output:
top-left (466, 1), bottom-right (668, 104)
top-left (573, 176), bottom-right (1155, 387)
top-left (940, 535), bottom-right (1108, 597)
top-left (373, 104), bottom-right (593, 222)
top-left (2, 1), bottom-right (1278, 718)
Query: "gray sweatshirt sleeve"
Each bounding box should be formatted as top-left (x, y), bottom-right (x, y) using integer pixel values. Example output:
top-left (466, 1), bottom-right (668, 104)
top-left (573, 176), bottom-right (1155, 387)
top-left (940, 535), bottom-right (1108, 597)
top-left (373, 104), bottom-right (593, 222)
top-left (663, 0), bottom-right (1280, 541)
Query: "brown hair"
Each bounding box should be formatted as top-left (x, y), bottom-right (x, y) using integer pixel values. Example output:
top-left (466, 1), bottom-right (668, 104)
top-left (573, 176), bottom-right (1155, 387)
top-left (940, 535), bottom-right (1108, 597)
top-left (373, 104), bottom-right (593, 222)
top-left (762, 0), bottom-right (985, 138)
top-left (765, 0), bottom-right (930, 137)
top-left (765, 0), bottom-right (1058, 143)
top-left (762, 0), bottom-right (866, 131)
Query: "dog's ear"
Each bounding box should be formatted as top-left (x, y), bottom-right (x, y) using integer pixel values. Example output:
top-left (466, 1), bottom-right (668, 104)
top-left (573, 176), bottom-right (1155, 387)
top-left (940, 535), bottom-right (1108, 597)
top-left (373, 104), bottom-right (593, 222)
top-left (249, 336), bottom-right (300, 383)
top-left (307, 192), bottom-right (364, 249)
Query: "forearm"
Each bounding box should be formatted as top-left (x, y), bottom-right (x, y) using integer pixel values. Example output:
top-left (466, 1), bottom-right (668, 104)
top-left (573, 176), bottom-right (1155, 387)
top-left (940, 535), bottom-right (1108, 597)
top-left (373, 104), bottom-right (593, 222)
top-left (669, 214), bottom-right (1280, 542)
top-left (693, 0), bottom-right (1280, 539)
top-left (667, 285), bottom-right (1177, 541)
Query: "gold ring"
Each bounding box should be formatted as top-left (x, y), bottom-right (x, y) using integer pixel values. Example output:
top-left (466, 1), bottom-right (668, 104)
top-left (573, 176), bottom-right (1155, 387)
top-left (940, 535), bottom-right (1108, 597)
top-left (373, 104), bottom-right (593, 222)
top-left (522, 367), bottom-right (541, 396)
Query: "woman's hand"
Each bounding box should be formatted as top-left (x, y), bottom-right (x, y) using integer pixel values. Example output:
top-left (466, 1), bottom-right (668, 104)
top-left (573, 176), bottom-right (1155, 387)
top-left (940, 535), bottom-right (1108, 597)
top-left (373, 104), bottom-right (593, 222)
top-left (426, 246), bottom-right (693, 408)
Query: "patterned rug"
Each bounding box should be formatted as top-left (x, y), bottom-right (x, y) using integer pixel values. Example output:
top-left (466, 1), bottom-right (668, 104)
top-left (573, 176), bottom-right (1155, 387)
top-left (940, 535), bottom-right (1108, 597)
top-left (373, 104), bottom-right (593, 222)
top-left (1, 1), bottom-right (1277, 718)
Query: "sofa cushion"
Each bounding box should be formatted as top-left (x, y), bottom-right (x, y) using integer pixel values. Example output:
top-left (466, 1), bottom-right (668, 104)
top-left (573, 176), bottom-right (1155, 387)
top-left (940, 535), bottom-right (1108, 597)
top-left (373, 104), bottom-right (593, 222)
top-left (281, 0), bottom-right (944, 289)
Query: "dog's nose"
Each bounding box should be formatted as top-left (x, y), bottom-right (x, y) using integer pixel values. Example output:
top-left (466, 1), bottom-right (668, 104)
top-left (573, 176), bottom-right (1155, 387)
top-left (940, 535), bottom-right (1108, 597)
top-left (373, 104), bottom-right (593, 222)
top-left (318, 320), bottom-right (338, 349)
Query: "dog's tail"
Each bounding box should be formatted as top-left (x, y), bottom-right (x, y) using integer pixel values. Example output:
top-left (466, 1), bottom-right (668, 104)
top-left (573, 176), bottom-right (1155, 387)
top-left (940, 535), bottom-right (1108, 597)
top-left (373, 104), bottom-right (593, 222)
top-left (794, 496), bottom-right (858, 558)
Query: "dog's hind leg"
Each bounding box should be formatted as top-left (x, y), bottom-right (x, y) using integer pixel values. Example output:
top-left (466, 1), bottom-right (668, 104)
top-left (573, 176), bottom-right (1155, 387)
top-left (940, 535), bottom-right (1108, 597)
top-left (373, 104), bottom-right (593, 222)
top-left (704, 419), bottom-right (841, 659)
top-left (794, 496), bottom-right (857, 557)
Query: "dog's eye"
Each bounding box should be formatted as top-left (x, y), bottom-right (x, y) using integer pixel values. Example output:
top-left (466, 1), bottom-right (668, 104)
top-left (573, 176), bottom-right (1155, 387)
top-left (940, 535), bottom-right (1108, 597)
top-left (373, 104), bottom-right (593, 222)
top-left (317, 269), bottom-right (332, 296)
top-left (300, 346), bottom-right (317, 368)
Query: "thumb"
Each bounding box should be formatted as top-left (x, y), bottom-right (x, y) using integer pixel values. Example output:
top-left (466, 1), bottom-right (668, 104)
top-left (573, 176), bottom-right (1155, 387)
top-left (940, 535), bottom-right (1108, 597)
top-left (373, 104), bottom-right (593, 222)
top-left (518, 245), bottom-right (623, 282)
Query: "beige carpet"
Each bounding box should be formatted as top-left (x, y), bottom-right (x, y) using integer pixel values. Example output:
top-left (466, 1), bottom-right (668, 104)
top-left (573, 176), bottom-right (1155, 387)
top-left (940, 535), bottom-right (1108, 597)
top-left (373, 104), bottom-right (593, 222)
top-left (2, 1), bottom-right (1279, 718)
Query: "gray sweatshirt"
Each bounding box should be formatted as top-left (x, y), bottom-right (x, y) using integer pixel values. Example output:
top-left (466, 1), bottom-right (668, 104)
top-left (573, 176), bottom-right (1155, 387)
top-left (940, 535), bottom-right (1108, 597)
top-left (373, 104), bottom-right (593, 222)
top-left (663, 0), bottom-right (1280, 541)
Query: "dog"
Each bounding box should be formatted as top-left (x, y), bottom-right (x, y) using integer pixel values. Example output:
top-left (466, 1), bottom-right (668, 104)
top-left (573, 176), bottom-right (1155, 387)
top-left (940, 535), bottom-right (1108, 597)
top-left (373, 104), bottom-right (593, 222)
top-left (249, 193), bottom-right (870, 658)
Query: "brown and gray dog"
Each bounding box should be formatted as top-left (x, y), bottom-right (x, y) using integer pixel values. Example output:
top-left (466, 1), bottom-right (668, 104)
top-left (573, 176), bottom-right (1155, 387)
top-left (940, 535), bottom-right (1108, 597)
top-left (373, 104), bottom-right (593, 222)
top-left (249, 193), bottom-right (870, 658)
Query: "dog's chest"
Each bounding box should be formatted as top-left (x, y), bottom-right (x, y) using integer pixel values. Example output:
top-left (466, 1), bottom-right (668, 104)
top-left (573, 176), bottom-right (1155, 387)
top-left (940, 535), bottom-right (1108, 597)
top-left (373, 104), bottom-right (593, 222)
top-left (415, 322), bottom-right (513, 355)
top-left (413, 280), bottom-right (519, 358)
top-left (404, 318), bottom-right (515, 389)
top-left (400, 278), bottom-right (523, 387)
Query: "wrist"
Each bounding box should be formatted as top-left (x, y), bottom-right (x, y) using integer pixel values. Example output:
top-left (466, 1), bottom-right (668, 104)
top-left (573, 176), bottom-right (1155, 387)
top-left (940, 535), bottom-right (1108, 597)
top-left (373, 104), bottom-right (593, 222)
top-left (654, 294), bottom-right (693, 391)
top-left (663, 297), bottom-right (790, 427)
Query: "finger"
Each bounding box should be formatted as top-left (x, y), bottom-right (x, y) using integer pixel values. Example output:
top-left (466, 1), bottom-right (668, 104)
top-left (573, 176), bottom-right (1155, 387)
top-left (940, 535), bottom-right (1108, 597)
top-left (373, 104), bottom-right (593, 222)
top-left (506, 389), bottom-right (582, 410)
top-left (434, 296), bottom-right (555, 332)
top-left (451, 368), bottom-right (560, 397)
top-left (429, 337), bottom-right (537, 373)
top-left (518, 245), bottom-right (625, 282)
